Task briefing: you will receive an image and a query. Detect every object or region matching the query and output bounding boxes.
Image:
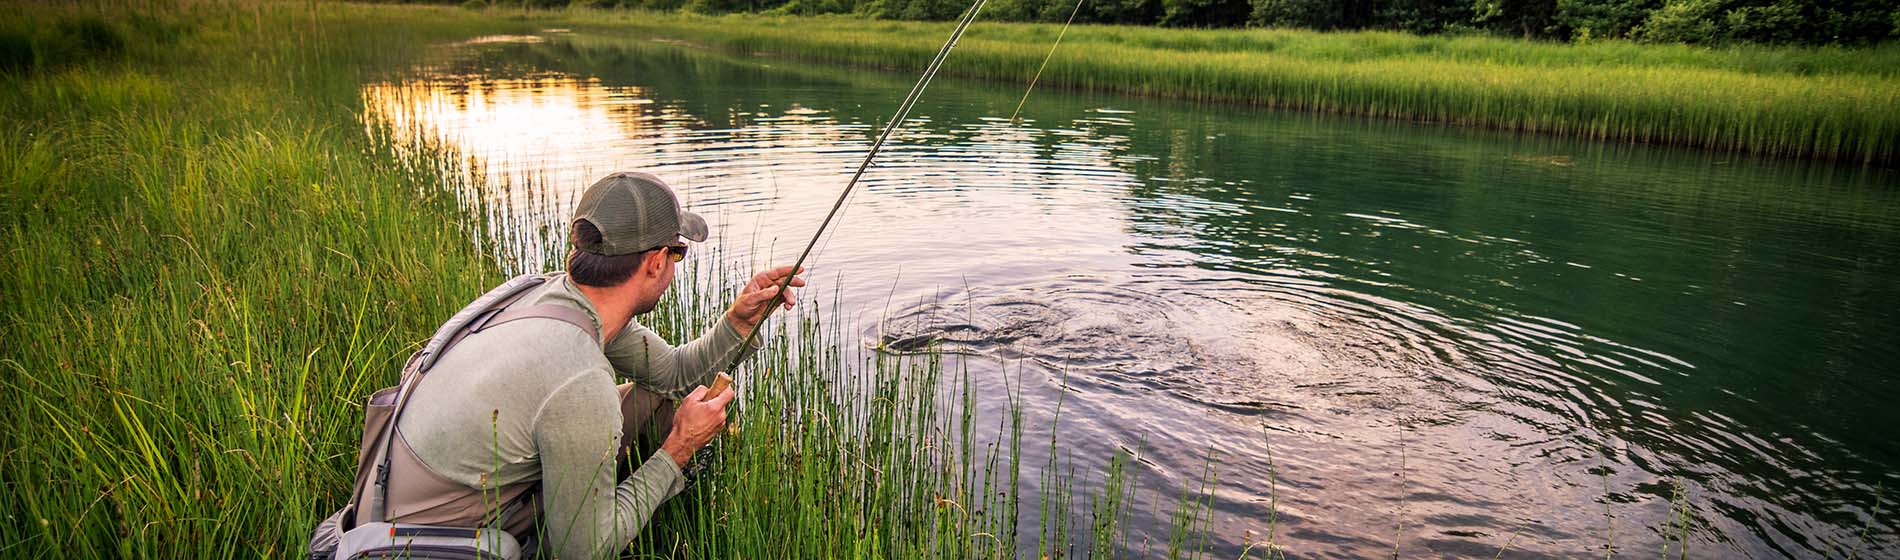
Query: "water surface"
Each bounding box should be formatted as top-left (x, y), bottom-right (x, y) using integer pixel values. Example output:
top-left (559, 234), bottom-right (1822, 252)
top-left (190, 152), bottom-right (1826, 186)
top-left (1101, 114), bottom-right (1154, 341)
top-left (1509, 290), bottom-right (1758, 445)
top-left (364, 32), bottom-right (1900, 557)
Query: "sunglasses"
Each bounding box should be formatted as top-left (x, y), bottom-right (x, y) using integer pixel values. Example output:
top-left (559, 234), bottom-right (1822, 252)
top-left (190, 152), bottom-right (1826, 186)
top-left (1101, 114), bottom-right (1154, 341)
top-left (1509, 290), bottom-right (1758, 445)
top-left (663, 244), bottom-right (688, 263)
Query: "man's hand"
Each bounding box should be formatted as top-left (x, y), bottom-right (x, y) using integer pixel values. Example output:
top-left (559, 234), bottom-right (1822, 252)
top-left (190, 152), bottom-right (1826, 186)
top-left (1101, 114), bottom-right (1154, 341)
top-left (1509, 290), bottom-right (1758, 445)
top-left (726, 265), bottom-right (807, 337)
top-left (660, 384), bottom-right (735, 468)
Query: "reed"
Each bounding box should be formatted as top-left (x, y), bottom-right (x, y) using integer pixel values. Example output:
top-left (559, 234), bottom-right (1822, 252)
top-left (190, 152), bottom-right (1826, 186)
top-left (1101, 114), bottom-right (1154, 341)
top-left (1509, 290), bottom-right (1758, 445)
top-left (0, 3), bottom-right (1207, 557)
top-left (0, 3), bottom-right (533, 556)
top-left (552, 10), bottom-right (1900, 163)
top-left (1663, 478), bottom-right (1693, 559)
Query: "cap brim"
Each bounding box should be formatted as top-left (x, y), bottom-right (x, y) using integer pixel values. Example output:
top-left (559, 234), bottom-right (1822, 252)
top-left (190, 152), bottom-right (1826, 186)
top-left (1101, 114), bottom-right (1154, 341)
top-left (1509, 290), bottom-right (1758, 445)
top-left (678, 210), bottom-right (709, 242)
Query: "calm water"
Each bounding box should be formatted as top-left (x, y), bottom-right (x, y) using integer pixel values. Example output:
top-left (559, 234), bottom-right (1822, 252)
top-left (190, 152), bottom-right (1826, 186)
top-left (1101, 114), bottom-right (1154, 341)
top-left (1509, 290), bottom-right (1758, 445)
top-left (365, 32), bottom-right (1900, 558)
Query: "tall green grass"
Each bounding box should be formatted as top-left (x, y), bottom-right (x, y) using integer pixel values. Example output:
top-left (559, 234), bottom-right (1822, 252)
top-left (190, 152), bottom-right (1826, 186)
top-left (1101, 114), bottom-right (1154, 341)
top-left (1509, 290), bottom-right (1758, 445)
top-left (550, 10), bottom-right (1900, 163)
top-left (622, 249), bottom-right (1192, 558)
top-left (0, 3), bottom-right (536, 556)
top-left (6, 3), bottom-right (1805, 558)
top-left (0, 3), bottom-right (1215, 557)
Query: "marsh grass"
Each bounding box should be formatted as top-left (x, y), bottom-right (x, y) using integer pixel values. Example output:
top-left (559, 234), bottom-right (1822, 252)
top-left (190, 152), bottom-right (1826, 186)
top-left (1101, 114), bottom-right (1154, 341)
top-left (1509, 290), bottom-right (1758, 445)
top-left (548, 10), bottom-right (1900, 162)
top-left (2, 2), bottom-right (1815, 558)
top-left (0, 2), bottom-right (1213, 557)
top-left (0, 4), bottom-right (544, 556)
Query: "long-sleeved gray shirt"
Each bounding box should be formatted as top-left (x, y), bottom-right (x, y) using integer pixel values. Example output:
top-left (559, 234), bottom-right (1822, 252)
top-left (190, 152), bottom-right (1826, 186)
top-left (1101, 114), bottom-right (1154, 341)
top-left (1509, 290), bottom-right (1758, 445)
top-left (398, 274), bottom-right (756, 559)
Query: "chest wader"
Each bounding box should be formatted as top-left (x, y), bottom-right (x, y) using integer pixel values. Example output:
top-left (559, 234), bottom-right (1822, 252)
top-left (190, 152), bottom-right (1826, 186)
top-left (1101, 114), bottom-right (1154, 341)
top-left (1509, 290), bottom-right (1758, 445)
top-left (308, 274), bottom-right (600, 560)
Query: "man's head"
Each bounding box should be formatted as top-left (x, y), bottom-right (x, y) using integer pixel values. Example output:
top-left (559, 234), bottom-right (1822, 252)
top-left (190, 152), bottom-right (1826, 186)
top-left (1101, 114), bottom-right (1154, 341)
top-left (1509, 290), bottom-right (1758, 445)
top-left (566, 172), bottom-right (707, 314)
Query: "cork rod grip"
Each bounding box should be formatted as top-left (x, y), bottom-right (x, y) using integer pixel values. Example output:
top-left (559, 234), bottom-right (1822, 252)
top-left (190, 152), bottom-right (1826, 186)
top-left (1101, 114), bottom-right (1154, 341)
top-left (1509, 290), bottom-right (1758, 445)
top-left (701, 372), bottom-right (733, 402)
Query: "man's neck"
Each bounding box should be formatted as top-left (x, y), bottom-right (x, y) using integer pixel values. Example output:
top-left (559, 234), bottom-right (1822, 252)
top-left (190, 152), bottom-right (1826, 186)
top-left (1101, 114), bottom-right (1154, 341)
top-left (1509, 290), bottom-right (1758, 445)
top-left (574, 283), bottom-right (634, 344)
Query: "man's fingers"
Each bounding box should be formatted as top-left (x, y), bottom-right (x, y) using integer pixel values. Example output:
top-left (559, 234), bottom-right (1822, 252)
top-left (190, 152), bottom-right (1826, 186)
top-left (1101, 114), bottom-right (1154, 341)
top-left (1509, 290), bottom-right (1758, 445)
top-left (758, 265), bottom-right (806, 285)
top-left (749, 284), bottom-right (781, 302)
top-left (746, 266), bottom-right (807, 295)
top-left (735, 266), bottom-right (807, 324)
top-left (742, 285), bottom-right (782, 310)
top-left (708, 386), bottom-right (737, 407)
top-left (685, 385), bottom-right (709, 402)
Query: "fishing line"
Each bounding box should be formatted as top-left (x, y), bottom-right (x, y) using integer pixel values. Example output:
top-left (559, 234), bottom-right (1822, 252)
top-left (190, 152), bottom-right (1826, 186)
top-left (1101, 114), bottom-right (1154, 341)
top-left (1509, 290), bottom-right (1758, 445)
top-left (722, 0), bottom-right (993, 373)
top-left (1009, 0), bottom-right (1088, 123)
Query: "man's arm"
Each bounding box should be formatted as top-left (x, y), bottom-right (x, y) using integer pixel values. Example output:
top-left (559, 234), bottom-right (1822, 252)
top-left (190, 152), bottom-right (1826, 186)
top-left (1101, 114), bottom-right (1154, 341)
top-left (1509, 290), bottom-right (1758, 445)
top-left (603, 319), bottom-right (759, 398)
top-left (602, 266), bottom-right (804, 394)
top-left (533, 369), bottom-right (683, 559)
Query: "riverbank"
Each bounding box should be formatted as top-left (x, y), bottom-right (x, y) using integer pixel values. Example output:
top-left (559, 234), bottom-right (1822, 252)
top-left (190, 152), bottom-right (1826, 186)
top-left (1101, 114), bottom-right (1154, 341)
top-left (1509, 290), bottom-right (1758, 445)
top-left (0, 3), bottom-right (1188, 557)
top-left (0, 3), bottom-right (535, 555)
top-left (550, 10), bottom-right (1898, 163)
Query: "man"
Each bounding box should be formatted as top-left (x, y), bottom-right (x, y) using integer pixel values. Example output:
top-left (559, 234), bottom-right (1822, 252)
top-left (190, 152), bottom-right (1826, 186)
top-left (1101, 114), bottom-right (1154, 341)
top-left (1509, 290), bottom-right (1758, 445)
top-left (383, 171), bottom-right (804, 558)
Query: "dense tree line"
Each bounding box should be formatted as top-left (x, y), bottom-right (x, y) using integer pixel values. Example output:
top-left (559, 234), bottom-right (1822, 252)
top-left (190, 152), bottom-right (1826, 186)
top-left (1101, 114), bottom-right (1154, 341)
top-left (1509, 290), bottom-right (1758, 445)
top-left (466, 0), bottom-right (1896, 46)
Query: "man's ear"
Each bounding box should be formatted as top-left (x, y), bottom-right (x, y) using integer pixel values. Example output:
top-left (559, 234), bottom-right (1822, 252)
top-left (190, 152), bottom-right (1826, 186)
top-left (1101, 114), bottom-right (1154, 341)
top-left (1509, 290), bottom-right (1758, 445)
top-left (640, 249), bottom-right (667, 279)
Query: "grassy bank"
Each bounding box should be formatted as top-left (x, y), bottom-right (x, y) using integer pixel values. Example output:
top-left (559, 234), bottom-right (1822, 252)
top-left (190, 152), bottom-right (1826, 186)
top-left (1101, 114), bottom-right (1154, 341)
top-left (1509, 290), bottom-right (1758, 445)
top-left (0, 3), bottom-right (1208, 557)
top-left (0, 3), bottom-right (536, 556)
top-left (549, 10), bottom-right (1899, 163)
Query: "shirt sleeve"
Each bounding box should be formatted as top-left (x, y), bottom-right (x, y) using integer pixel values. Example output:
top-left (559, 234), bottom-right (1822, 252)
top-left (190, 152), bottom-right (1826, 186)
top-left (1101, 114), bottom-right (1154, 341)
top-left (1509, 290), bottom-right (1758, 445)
top-left (532, 368), bottom-right (685, 559)
top-left (603, 317), bottom-right (762, 398)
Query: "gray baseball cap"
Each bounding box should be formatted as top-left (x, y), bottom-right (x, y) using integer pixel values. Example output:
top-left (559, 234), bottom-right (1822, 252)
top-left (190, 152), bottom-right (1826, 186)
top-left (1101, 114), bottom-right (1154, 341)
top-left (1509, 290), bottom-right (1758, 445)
top-left (571, 171), bottom-right (708, 256)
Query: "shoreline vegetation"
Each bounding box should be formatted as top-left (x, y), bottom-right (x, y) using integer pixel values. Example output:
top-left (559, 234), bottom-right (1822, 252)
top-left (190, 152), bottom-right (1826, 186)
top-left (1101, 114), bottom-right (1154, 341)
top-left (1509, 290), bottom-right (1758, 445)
top-left (549, 9), bottom-right (1898, 163)
top-left (0, 1), bottom-right (1886, 558)
top-left (1, 3), bottom-right (1213, 557)
top-left (2, 3), bottom-right (534, 555)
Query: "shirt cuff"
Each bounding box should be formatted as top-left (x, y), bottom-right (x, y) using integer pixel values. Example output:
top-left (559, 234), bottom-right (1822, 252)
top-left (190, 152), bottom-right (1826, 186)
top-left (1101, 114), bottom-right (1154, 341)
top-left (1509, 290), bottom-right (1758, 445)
top-left (639, 450), bottom-right (686, 499)
top-left (717, 317), bottom-right (765, 350)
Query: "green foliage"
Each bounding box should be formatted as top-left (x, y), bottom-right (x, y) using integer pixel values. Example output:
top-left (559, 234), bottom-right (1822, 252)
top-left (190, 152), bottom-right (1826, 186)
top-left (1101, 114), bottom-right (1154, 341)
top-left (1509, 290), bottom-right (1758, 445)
top-left (866, 0), bottom-right (970, 20)
top-left (0, 12), bottom-right (129, 74)
top-left (1089, 0), bottom-right (1164, 24)
top-left (1638, 0), bottom-right (1720, 42)
top-left (1247, 0), bottom-right (1361, 30)
top-left (686, 0), bottom-right (753, 14)
top-left (1471, 0), bottom-right (1561, 38)
top-left (1, 4), bottom-right (1206, 557)
top-left (985, 0), bottom-right (1078, 23)
top-left (769, 0), bottom-right (863, 15)
top-left (0, 4), bottom-right (535, 556)
top-left (535, 0), bottom-right (1900, 45)
top-left (1159, 0), bottom-right (1250, 27)
top-left (1375, 0), bottom-right (1473, 34)
top-left (1557, 0), bottom-right (1657, 41)
top-left (0, 28), bottom-right (29, 73)
top-left (1638, 0), bottom-right (1899, 45)
top-left (577, 11), bottom-right (1900, 161)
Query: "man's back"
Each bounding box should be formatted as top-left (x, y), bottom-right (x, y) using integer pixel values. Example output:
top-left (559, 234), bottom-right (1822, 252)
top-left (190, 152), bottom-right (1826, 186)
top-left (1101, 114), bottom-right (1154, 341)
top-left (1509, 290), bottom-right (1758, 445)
top-left (394, 277), bottom-right (684, 559)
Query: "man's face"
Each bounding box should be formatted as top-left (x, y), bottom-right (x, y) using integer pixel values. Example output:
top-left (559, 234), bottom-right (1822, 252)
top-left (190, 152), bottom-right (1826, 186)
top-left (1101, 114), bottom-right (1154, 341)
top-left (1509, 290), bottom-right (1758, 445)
top-left (656, 247), bottom-right (677, 296)
top-left (631, 246), bottom-right (680, 315)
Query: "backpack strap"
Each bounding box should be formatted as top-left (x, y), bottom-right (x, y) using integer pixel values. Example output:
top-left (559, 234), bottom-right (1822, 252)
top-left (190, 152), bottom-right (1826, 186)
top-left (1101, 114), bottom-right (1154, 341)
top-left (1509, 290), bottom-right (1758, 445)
top-left (360, 274), bottom-right (602, 526)
top-left (478, 304), bottom-right (599, 343)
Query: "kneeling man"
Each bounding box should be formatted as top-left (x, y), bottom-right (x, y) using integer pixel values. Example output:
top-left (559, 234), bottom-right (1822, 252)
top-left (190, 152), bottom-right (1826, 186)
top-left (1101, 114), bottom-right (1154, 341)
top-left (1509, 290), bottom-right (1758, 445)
top-left (387, 171), bottom-right (803, 558)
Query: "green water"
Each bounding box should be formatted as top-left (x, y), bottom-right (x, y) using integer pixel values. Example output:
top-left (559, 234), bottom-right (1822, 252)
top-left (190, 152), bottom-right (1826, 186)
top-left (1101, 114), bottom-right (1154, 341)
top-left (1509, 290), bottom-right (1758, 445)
top-left (368, 32), bottom-right (1900, 557)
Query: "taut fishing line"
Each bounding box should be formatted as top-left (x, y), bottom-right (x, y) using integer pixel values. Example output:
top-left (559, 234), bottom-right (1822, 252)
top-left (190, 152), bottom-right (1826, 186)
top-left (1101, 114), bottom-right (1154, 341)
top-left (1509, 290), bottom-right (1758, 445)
top-left (720, 0), bottom-right (1084, 376)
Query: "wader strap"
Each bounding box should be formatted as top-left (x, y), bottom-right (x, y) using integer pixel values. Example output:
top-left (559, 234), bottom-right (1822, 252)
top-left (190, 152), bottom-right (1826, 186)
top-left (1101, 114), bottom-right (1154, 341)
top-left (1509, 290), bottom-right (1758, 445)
top-left (367, 275), bottom-right (602, 525)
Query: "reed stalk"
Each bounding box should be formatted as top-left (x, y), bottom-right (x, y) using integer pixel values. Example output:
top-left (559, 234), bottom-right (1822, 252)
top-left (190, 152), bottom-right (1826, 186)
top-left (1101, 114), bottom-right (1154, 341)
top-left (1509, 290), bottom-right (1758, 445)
top-left (0, 3), bottom-right (1205, 557)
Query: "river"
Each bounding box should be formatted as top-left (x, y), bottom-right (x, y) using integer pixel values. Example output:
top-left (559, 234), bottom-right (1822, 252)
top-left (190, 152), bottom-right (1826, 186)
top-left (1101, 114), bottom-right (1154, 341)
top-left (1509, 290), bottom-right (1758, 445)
top-left (362, 31), bottom-right (1900, 558)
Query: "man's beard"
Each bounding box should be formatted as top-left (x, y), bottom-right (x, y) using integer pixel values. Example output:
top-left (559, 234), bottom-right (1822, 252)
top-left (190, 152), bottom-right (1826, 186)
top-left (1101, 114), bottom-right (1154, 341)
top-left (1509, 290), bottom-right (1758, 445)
top-left (633, 298), bottom-right (658, 315)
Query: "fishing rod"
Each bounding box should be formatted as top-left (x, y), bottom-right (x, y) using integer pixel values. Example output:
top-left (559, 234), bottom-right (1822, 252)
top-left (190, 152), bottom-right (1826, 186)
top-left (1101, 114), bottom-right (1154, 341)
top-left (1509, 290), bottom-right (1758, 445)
top-left (708, 0), bottom-right (1092, 391)
top-left (712, 0), bottom-right (994, 382)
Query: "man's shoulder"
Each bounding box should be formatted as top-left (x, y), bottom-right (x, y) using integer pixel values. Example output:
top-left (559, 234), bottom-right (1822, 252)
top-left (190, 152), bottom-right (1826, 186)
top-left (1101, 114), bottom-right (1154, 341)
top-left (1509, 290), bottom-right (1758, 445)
top-left (467, 316), bottom-right (604, 364)
top-left (433, 301), bottom-right (607, 386)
